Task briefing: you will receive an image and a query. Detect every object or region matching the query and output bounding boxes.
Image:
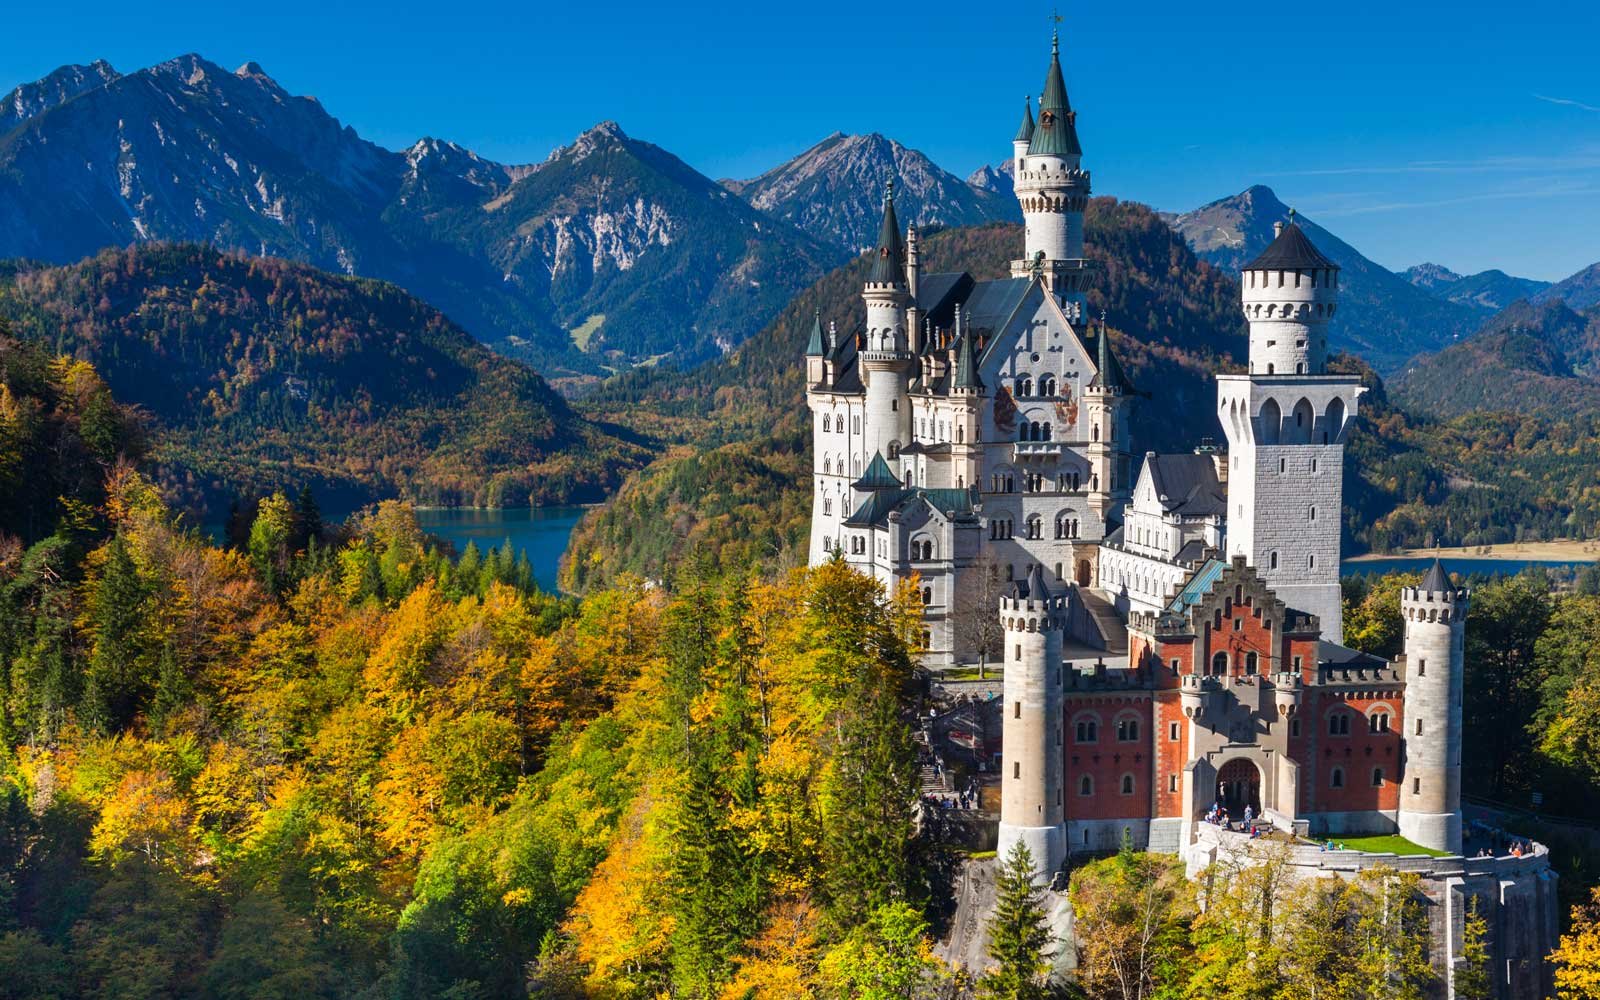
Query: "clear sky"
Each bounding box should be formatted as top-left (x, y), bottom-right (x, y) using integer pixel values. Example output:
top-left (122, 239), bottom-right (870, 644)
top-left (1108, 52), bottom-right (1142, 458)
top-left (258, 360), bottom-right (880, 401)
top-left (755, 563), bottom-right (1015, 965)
top-left (3, 0), bottom-right (1598, 280)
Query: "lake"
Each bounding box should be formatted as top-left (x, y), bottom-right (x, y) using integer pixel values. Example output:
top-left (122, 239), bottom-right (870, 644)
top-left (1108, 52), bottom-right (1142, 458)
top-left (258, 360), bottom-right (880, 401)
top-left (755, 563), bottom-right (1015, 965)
top-left (1342, 557), bottom-right (1590, 578)
top-left (415, 506), bottom-right (588, 593)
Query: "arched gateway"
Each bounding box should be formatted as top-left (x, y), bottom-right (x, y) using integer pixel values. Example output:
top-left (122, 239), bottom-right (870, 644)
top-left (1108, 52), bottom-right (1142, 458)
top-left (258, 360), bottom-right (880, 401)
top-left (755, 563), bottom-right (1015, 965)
top-left (1215, 758), bottom-right (1262, 821)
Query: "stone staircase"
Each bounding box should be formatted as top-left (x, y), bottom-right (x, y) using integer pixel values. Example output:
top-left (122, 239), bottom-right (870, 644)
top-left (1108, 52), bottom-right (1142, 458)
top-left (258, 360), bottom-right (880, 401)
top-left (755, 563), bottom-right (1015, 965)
top-left (920, 763), bottom-right (953, 796)
top-left (1075, 587), bottom-right (1128, 654)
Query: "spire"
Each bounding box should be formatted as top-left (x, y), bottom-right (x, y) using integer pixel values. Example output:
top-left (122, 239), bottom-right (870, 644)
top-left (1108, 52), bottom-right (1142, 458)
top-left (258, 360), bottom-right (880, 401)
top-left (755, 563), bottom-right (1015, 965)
top-left (868, 178), bottom-right (906, 285)
top-left (804, 309), bottom-right (826, 356)
top-left (1024, 561), bottom-right (1049, 600)
top-left (1014, 95), bottom-right (1035, 143)
top-left (1420, 558), bottom-right (1451, 594)
top-left (1245, 218), bottom-right (1338, 271)
top-left (853, 451), bottom-right (902, 491)
top-left (954, 308), bottom-right (984, 390)
top-left (1089, 317), bottom-right (1123, 391)
top-left (1028, 30), bottom-right (1081, 158)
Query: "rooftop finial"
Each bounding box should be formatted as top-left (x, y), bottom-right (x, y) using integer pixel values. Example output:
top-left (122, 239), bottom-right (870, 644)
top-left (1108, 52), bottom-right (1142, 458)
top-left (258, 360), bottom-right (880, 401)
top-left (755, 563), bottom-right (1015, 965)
top-left (1051, 9), bottom-right (1062, 53)
top-left (886, 176), bottom-right (895, 204)
top-left (1288, 207), bottom-right (1297, 226)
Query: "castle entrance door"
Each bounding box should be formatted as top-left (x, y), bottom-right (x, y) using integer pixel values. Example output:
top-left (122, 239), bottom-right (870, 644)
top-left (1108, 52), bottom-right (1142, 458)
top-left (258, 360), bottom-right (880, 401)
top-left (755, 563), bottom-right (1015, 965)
top-left (1216, 758), bottom-right (1261, 821)
top-left (1076, 560), bottom-right (1091, 587)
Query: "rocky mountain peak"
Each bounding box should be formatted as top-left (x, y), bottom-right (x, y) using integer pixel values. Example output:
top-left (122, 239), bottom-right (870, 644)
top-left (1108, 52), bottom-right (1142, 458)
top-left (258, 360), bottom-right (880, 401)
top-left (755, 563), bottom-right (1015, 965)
top-left (1, 59), bottom-right (121, 134)
top-left (1405, 262), bottom-right (1465, 291)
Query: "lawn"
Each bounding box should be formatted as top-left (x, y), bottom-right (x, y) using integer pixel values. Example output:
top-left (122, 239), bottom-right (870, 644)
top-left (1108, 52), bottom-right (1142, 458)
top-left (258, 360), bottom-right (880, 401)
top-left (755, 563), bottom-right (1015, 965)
top-left (1324, 834), bottom-right (1450, 857)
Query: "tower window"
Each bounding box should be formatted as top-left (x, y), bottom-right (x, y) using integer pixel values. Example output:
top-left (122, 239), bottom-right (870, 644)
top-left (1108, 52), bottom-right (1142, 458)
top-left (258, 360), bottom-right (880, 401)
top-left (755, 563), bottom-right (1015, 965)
top-left (1211, 652), bottom-right (1228, 675)
top-left (1372, 767), bottom-right (1385, 787)
top-left (1290, 719), bottom-right (1301, 738)
top-left (1121, 775), bottom-right (1135, 795)
top-left (1075, 720), bottom-right (1098, 743)
top-left (1270, 551), bottom-right (1279, 570)
top-left (1169, 721), bottom-right (1180, 741)
top-left (1413, 778), bottom-right (1421, 794)
top-left (1368, 712), bottom-right (1390, 733)
top-left (1014, 701), bottom-right (1020, 719)
top-left (1117, 719), bottom-right (1139, 742)
top-left (1416, 719), bottom-right (1423, 735)
top-left (1418, 659), bottom-right (1425, 677)
top-left (1015, 644), bottom-right (1021, 661)
top-left (1169, 774), bottom-right (1179, 793)
top-left (1329, 713), bottom-right (1351, 736)
top-left (1080, 775), bottom-right (1093, 796)
top-left (1245, 652), bottom-right (1258, 675)
top-left (1331, 767), bottom-right (1344, 789)
top-left (1014, 762), bottom-right (1021, 779)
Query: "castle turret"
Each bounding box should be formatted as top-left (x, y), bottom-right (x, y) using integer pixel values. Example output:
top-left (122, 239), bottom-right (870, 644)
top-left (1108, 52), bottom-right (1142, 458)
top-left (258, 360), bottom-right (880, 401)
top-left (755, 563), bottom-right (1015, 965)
top-left (804, 309), bottom-right (827, 386)
top-left (1241, 216), bottom-right (1339, 376)
top-left (1012, 96), bottom-right (1034, 174)
top-left (861, 181), bottom-right (914, 462)
top-left (1216, 220), bottom-right (1362, 643)
top-left (1084, 320), bottom-right (1131, 523)
top-left (1010, 31), bottom-right (1094, 317)
top-left (1397, 560), bottom-right (1467, 855)
top-left (996, 564), bottom-right (1067, 877)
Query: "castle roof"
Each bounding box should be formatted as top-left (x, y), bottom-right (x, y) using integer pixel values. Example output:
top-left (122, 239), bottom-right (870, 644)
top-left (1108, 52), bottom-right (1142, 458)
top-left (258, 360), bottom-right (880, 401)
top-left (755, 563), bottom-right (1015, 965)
top-left (853, 451), bottom-right (902, 490)
top-left (1014, 96), bottom-right (1035, 143)
top-left (1027, 34), bottom-right (1082, 158)
top-left (1011, 561), bottom-right (1050, 600)
top-left (1086, 325), bottom-right (1131, 391)
top-left (843, 487), bottom-right (977, 528)
top-left (1420, 558), bottom-right (1451, 593)
top-left (804, 309), bottom-right (826, 357)
top-left (868, 183), bottom-right (905, 285)
top-left (1143, 453), bottom-right (1226, 517)
top-left (1245, 222), bottom-right (1338, 271)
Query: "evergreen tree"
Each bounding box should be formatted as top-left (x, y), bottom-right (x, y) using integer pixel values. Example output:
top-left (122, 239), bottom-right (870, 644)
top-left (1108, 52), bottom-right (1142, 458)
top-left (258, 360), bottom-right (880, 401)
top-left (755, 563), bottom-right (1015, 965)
top-left (83, 533), bottom-right (150, 731)
top-left (822, 688), bottom-right (916, 927)
top-left (292, 485), bottom-right (322, 552)
top-left (981, 843), bottom-right (1052, 1000)
top-left (1454, 895), bottom-right (1492, 1000)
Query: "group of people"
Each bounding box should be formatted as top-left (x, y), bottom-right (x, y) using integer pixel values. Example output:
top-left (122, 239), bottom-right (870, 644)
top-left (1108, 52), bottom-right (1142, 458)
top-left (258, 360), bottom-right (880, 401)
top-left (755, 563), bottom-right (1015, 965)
top-left (1203, 801), bottom-right (1261, 835)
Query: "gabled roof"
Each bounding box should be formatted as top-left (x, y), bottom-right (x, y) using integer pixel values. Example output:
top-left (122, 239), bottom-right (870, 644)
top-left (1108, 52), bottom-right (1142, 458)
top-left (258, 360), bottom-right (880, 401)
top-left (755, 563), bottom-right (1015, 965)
top-left (1420, 558), bottom-right (1451, 593)
top-left (853, 451), bottom-right (902, 490)
top-left (1245, 222), bottom-right (1338, 271)
top-left (1143, 453), bottom-right (1226, 517)
top-left (1010, 562), bottom-right (1051, 600)
top-left (1014, 96), bottom-right (1035, 143)
top-left (916, 271), bottom-right (973, 319)
top-left (1166, 558), bottom-right (1226, 615)
top-left (1027, 34), bottom-right (1082, 158)
top-left (843, 486), bottom-right (977, 528)
top-left (868, 183), bottom-right (906, 285)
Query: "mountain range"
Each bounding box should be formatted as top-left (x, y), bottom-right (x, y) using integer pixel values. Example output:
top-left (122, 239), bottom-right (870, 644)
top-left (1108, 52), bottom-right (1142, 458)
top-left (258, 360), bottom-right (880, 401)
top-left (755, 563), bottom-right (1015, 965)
top-left (1403, 263), bottom-right (1552, 312)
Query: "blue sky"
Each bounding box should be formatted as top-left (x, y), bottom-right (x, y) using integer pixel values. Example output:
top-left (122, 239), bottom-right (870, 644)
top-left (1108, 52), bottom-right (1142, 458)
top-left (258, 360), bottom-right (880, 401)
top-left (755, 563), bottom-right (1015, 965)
top-left (4, 0), bottom-right (1598, 280)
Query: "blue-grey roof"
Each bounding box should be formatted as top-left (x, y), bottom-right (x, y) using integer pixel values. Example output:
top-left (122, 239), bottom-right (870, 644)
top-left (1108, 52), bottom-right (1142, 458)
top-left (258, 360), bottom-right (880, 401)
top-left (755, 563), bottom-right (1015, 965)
top-left (1420, 559), bottom-right (1451, 593)
top-left (1014, 97), bottom-right (1035, 143)
top-left (868, 186), bottom-right (905, 285)
top-left (1027, 36), bottom-right (1081, 159)
top-left (917, 272), bottom-right (972, 318)
top-left (1246, 222), bottom-right (1337, 271)
top-left (844, 487), bottom-right (977, 528)
top-left (1166, 558), bottom-right (1227, 614)
top-left (1144, 453), bottom-right (1225, 517)
top-left (854, 451), bottom-right (902, 490)
top-left (804, 310), bottom-right (825, 356)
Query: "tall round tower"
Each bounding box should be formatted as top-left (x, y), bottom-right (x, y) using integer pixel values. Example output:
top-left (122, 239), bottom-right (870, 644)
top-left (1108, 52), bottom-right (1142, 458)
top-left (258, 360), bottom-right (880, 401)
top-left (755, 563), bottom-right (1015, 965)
top-left (860, 181), bottom-right (913, 461)
top-left (996, 564), bottom-right (1067, 878)
top-left (1397, 559), bottom-right (1467, 855)
top-left (1010, 32), bottom-right (1093, 316)
top-left (1239, 216), bottom-right (1339, 376)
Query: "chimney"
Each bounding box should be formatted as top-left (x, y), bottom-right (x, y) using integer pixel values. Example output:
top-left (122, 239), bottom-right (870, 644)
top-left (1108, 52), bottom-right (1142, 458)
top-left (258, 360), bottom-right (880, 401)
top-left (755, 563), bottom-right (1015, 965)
top-left (1212, 450), bottom-right (1228, 485)
top-left (1273, 221), bottom-right (1286, 238)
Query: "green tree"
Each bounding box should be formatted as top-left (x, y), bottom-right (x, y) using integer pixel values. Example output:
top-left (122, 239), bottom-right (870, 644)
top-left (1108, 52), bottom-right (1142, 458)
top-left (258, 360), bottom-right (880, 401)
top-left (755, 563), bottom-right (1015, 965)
top-left (248, 491), bottom-right (295, 592)
top-left (1069, 845), bottom-right (1192, 1000)
top-left (982, 843), bottom-right (1053, 1000)
top-left (819, 901), bottom-right (950, 1000)
top-left (1454, 894), bottom-right (1492, 1000)
top-left (1465, 572), bottom-right (1553, 797)
top-left (83, 533), bottom-right (150, 731)
top-left (201, 892), bottom-right (340, 1000)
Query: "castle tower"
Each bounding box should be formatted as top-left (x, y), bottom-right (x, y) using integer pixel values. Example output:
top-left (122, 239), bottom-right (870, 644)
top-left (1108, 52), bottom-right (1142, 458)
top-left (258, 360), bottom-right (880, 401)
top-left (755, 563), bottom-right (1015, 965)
top-left (950, 308), bottom-right (986, 491)
top-left (1216, 220), bottom-right (1362, 643)
top-left (1010, 31), bottom-right (1094, 319)
top-left (996, 564), bottom-right (1067, 877)
top-left (861, 181), bottom-right (914, 462)
top-left (1084, 319), bottom-right (1131, 525)
top-left (1397, 560), bottom-right (1467, 855)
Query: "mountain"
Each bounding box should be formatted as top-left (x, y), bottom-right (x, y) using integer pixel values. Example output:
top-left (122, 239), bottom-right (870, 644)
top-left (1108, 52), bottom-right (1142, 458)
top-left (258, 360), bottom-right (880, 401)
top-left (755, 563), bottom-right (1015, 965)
top-left (1392, 299), bottom-right (1600, 419)
top-left (1170, 185), bottom-right (1483, 372)
top-left (966, 159), bottom-right (1015, 198)
top-left (1404, 263), bottom-right (1551, 311)
top-left (0, 56), bottom-right (840, 376)
top-left (722, 132), bottom-right (1019, 252)
top-left (1537, 262), bottom-right (1600, 311)
top-left (0, 244), bottom-right (650, 513)
top-left (0, 59), bottom-right (120, 133)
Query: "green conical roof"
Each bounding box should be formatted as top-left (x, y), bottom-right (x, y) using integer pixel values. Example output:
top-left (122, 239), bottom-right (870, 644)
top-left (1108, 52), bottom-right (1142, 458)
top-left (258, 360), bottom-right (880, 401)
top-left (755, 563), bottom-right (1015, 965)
top-left (1027, 33), bottom-right (1082, 158)
top-left (1088, 323), bottom-right (1124, 391)
top-left (853, 451), bottom-right (902, 490)
top-left (804, 309), bottom-right (826, 356)
top-left (868, 180), bottom-right (905, 285)
top-left (954, 314), bottom-right (983, 391)
top-left (1420, 558), bottom-right (1451, 593)
top-left (1014, 96), bottom-right (1035, 143)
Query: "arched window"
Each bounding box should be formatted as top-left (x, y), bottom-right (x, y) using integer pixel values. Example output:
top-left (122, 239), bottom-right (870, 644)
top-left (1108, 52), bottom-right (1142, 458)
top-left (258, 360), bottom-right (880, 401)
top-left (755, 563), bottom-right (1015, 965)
top-left (1371, 767), bottom-right (1385, 787)
top-left (1075, 718), bottom-right (1099, 743)
top-left (1270, 551), bottom-right (1278, 570)
top-left (822, 415), bottom-right (831, 433)
top-left (1211, 652), bottom-right (1228, 675)
top-left (1026, 515), bottom-right (1043, 540)
top-left (1368, 711), bottom-right (1390, 733)
top-left (1116, 717), bottom-right (1139, 742)
top-left (1244, 652), bottom-right (1258, 675)
top-left (921, 586), bottom-right (932, 605)
top-left (888, 442), bottom-right (900, 459)
top-left (1040, 375), bottom-right (1056, 396)
top-left (1331, 767), bottom-right (1345, 789)
top-left (1079, 775), bottom-right (1094, 796)
top-left (1042, 423), bottom-right (1052, 440)
top-left (1121, 774), bottom-right (1135, 795)
top-left (1329, 712), bottom-right (1351, 736)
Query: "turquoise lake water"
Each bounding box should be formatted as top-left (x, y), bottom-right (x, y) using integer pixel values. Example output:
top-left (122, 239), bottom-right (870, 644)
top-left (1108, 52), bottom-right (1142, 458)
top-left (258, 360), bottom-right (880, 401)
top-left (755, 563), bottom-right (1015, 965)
top-left (414, 506), bottom-right (588, 593)
top-left (1341, 557), bottom-right (1590, 578)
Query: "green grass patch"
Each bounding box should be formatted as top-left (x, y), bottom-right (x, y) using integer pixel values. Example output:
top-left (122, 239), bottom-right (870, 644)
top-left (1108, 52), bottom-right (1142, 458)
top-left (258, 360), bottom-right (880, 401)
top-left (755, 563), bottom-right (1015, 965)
top-left (938, 666), bottom-right (1003, 681)
top-left (1324, 834), bottom-right (1449, 857)
top-left (569, 313), bottom-right (606, 351)
top-left (966, 850), bottom-right (997, 859)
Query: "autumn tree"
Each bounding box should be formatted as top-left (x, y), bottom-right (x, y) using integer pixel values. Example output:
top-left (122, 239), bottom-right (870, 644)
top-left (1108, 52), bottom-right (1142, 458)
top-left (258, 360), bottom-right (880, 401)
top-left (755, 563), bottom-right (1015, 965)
top-left (1453, 894), bottom-right (1492, 1000)
top-left (819, 901), bottom-right (953, 1000)
top-left (1069, 845), bottom-right (1192, 1000)
top-left (1554, 887), bottom-right (1600, 999)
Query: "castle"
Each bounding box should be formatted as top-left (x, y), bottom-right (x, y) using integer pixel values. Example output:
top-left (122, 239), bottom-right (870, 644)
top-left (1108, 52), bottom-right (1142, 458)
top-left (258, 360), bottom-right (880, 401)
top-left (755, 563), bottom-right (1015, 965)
top-left (804, 33), bottom-right (1559, 997)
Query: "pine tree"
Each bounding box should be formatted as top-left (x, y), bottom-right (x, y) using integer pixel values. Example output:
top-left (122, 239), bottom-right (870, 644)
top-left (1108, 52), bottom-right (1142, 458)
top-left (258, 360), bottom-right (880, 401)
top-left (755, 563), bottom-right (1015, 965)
top-left (83, 533), bottom-right (150, 731)
top-left (1454, 894), bottom-right (1492, 1000)
top-left (981, 843), bottom-right (1052, 1000)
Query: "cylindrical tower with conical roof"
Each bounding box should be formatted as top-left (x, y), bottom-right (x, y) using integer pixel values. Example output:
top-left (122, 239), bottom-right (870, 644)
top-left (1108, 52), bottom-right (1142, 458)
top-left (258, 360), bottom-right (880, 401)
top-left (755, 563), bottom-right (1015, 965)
top-left (861, 181), bottom-right (913, 462)
top-left (1397, 560), bottom-right (1467, 854)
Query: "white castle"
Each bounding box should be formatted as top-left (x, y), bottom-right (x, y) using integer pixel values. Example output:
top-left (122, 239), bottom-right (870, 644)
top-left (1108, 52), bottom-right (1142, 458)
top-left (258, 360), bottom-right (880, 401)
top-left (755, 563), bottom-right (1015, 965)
top-left (804, 33), bottom-right (1558, 998)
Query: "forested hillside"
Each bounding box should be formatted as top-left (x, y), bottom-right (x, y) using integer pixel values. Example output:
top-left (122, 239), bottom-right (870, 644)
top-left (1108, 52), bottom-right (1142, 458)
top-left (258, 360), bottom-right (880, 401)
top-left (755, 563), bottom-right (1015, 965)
top-left (0, 245), bottom-right (650, 514)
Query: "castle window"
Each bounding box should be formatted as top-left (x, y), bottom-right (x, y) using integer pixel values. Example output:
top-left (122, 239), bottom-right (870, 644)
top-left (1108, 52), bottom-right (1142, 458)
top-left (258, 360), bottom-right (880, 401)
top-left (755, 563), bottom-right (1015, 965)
top-left (1368, 711), bottom-right (1390, 733)
top-left (1014, 701), bottom-right (1021, 719)
top-left (1117, 718), bottom-right (1139, 742)
top-left (889, 442), bottom-right (900, 459)
top-left (1245, 652), bottom-right (1258, 675)
top-left (891, 399), bottom-right (898, 412)
top-left (1415, 719), bottom-right (1423, 735)
top-left (1413, 778), bottom-right (1421, 795)
top-left (1290, 719), bottom-right (1301, 737)
top-left (1170, 660), bottom-right (1180, 677)
top-left (1054, 562), bottom-right (1063, 580)
top-left (1211, 652), bottom-right (1228, 675)
top-left (1293, 656), bottom-right (1303, 670)
top-left (1311, 458), bottom-right (1319, 473)
top-left (1014, 762), bottom-right (1021, 779)
top-left (1329, 712), bottom-right (1351, 736)
top-left (1270, 551), bottom-right (1279, 570)
top-left (1170, 721), bottom-right (1180, 740)
top-left (1169, 774), bottom-right (1179, 793)
top-left (822, 415), bottom-right (831, 432)
top-left (1279, 457), bottom-right (1286, 473)
top-left (1331, 767), bottom-right (1345, 789)
top-left (1121, 774), bottom-right (1135, 795)
top-left (823, 499), bottom-right (832, 516)
top-left (1233, 617), bottom-right (1243, 632)
top-left (1015, 644), bottom-right (1021, 661)
top-left (1080, 775), bottom-right (1094, 796)
top-left (1075, 719), bottom-right (1098, 743)
top-left (1372, 767), bottom-right (1385, 787)
top-left (1026, 515), bottom-right (1042, 540)
top-left (1418, 659), bottom-right (1425, 677)
top-left (1308, 555), bottom-right (1316, 570)
top-left (1309, 505), bottom-right (1317, 522)
top-left (921, 587), bottom-right (932, 606)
